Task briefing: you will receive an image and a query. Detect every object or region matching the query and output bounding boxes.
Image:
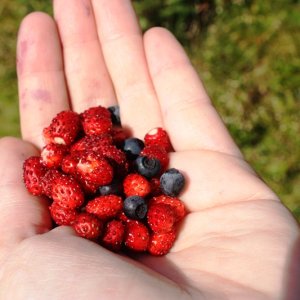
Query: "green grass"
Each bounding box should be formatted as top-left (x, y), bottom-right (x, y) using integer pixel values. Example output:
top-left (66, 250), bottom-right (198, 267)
top-left (189, 1), bottom-right (300, 220)
top-left (0, 0), bottom-right (299, 221)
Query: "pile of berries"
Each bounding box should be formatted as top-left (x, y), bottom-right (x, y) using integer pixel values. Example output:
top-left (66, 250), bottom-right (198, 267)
top-left (23, 106), bottom-right (186, 256)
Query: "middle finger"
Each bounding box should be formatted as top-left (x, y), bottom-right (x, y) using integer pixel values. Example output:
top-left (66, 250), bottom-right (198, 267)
top-left (92, 0), bottom-right (163, 138)
top-left (54, 0), bottom-right (117, 113)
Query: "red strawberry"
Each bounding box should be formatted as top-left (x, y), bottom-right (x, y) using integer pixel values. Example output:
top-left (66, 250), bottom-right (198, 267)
top-left (149, 195), bottom-right (187, 222)
top-left (70, 134), bottom-right (113, 154)
top-left (76, 150), bottom-right (114, 186)
top-left (85, 195), bottom-right (123, 220)
top-left (147, 203), bottom-right (176, 233)
top-left (148, 230), bottom-right (176, 256)
top-left (41, 143), bottom-right (68, 168)
top-left (99, 144), bottom-right (128, 177)
top-left (80, 106), bottom-right (111, 120)
top-left (144, 127), bottom-right (172, 152)
top-left (52, 175), bottom-right (84, 209)
top-left (78, 178), bottom-right (99, 195)
top-left (123, 173), bottom-right (151, 198)
top-left (149, 177), bottom-right (161, 196)
top-left (99, 145), bottom-right (127, 166)
top-left (111, 127), bottom-right (129, 147)
top-left (140, 145), bottom-right (169, 171)
top-left (49, 202), bottom-right (78, 226)
top-left (43, 110), bottom-right (81, 146)
top-left (41, 169), bottom-right (62, 198)
top-left (124, 220), bottom-right (149, 252)
top-left (101, 219), bottom-right (125, 251)
top-left (83, 116), bottom-right (112, 136)
top-left (149, 195), bottom-right (186, 222)
top-left (117, 211), bottom-right (132, 224)
top-left (23, 156), bottom-right (47, 196)
top-left (73, 212), bottom-right (103, 240)
top-left (81, 106), bottom-right (112, 136)
top-left (61, 154), bottom-right (79, 175)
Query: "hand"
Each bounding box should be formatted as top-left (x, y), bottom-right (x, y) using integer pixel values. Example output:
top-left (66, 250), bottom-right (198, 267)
top-left (0, 1), bottom-right (299, 299)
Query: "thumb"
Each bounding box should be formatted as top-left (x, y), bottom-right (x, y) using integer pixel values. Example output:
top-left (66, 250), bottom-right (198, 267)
top-left (0, 137), bottom-right (52, 262)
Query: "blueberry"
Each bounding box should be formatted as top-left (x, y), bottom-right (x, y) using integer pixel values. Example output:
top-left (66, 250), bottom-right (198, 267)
top-left (123, 196), bottom-right (148, 220)
top-left (123, 138), bottom-right (144, 160)
top-left (160, 168), bottom-right (185, 197)
top-left (108, 105), bottom-right (121, 126)
top-left (135, 156), bottom-right (161, 178)
top-left (99, 180), bottom-right (123, 196)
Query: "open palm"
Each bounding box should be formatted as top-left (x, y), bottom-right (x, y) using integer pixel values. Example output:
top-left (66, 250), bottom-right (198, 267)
top-left (0, 1), bottom-right (299, 299)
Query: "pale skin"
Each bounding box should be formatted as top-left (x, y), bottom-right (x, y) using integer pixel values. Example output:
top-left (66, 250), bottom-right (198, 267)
top-left (0, 1), bottom-right (299, 299)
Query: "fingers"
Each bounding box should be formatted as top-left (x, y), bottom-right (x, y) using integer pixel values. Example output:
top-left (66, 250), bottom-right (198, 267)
top-left (17, 12), bottom-right (70, 149)
top-left (144, 28), bottom-right (242, 156)
top-left (91, 0), bottom-right (163, 138)
top-left (53, 0), bottom-right (117, 112)
top-left (0, 137), bottom-right (52, 263)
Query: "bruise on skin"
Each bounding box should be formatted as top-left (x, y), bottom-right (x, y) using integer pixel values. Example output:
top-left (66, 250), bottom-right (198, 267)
top-left (81, 0), bottom-right (92, 16)
top-left (31, 89), bottom-right (51, 103)
top-left (20, 89), bottom-right (52, 111)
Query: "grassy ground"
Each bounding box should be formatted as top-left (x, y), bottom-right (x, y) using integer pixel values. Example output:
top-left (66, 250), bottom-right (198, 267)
top-left (0, 0), bottom-right (299, 221)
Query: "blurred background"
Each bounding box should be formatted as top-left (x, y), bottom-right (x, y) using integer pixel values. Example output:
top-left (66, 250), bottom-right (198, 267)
top-left (0, 0), bottom-right (299, 220)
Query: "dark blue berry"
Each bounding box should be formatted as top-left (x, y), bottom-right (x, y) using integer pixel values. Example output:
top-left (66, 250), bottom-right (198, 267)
top-left (160, 168), bottom-right (185, 197)
top-left (135, 156), bottom-right (161, 178)
top-left (123, 196), bottom-right (148, 220)
top-left (99, 180), bottom-right (123, 196)
top-left (123, 138), bottom-right (144, 160)
top-left (108, 105), bottom-right (121, 126)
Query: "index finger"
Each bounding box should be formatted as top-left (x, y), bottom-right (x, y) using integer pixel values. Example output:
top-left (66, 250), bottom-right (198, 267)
top-left (17, 13), bottom-right (70, 148)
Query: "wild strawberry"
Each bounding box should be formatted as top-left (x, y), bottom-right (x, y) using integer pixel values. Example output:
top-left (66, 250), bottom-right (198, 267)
top-left (99, 145), bottom-right (127, 166)
top-left (111, 127), bottom-right (129, 147)
top-left (99, 144), bottom-right (128, 177)
top-left (144, 127), bottom-right (172, 152)
top-left (80, 106), bottom-right (111, 120)
top-left (149, 195), bottom-right (186, 222)
top-left (83, 116), bottom-right (112, 136)
top-left (101, 219), bottom-right (125, 251)
top-left (117, 211), bottom-right (131, 224)
top-left (78, 178), bottom-right (99, 195)
top-left (41, 169), bottom-right (62, 198)
top-left (85, 195), bottom-right (123, 220)
top-left (41, 143), bottom-right (68, 168)
top-left (140, 145), bottom-right (169, 171)
top-left (43, 110), bottom-right (81, 146)
top-left (149, 178), bottom-right (161, 196)
top-left (61, 154), bottom-right (79, 175)
top-left (49, 202), bottom-right (78, 226)
top-left (70, 134), bottom-right (113, 154)
top-left (148, 230), bottom-right (176, 256)
top-left (81, 106), bottom-right (112, 136)
top-left (147, 203), bottom-right (176, 233)
top-left (124, 220), bottom-right (149, 252)
top-left (52, 175), bottom-right (84, 209)
top-left (23, 156), bottom-right (47, 196)
top-left (73, 212), bottom-right (103, 240)
top-left (76, 150), bottom-right (113, 186)
top-left (123, 173), bottom-right (151, 198)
